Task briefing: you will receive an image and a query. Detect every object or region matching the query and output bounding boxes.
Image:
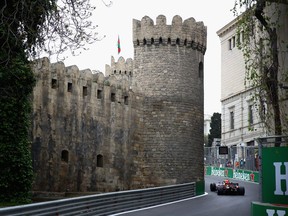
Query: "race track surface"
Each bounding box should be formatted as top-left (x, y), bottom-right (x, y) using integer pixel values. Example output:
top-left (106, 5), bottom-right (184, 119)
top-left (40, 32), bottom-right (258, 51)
top-left (112, 175), bottom-right (260, 216)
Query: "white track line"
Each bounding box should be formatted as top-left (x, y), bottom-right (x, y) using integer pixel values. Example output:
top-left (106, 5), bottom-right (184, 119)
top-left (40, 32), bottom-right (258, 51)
top-left (110, 192), bottom-right (208, 216)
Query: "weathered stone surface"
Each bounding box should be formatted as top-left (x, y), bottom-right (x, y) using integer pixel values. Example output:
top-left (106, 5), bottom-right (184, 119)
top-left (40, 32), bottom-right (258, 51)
top-left (31, 15), bottom-right (206, 192)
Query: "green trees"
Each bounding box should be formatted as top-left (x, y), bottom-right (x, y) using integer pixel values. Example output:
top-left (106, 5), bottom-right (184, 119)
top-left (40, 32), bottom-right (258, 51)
top-left (0, 52), bottom-right (35, 204)
top-left (208, 113), bottom-right (222, 147)
top-left (0, 0), bottom-right (101, 204)
top-left (233, 0), bottom-right (288, 142)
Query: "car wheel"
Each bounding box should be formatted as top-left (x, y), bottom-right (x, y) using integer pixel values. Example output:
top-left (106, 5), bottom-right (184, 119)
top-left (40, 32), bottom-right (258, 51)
top-left (210, 183), bottom-right (216, 191)
top-left (217, 186), bottom-right (224, 195)
top-left (238, 187), bottom-right (245, 195)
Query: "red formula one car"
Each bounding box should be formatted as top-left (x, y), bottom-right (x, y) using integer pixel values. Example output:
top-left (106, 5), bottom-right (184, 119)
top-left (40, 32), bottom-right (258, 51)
top-left (210, 179), bottom-right (245, 195)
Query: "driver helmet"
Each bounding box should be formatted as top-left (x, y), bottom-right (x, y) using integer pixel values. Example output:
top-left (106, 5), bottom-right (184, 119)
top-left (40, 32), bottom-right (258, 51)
top-left (224, 179), bottom-right (230, 184)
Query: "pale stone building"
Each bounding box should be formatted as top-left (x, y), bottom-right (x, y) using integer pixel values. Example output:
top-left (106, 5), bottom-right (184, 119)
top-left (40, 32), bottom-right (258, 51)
top-left (204, 114), bottom-right (211, 136)
top-left (217, 18), bottom-right (266, 149)
top-left (217, 3), bottom-right (288, 151)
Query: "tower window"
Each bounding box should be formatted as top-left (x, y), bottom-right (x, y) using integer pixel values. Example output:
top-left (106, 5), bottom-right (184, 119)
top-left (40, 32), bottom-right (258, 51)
top-left (61, 150), bottom-right (69, 163)
top-left (143, 38), bottom-right (147, 45)
top-left (83, 86), bottom-right (88, 97)
top-left (97, 89), bottom-right (103, 99)
top-left (159, 37), bottom-right (163, 44)
top-left (124, 96), bottom-right (129, 105)
top-left (199, 62), bottom-right (204, 78)
top-left (176, 38), bottom-right (180, 45)
top-left (168, 38), bottom-right (171, 44)
top-left (97, 154), bottom-right (103, 167)
top-left (67, 82), bottom-right (72, 92)
top-left (151, 38), bottom-right (154, 44)
top-left (51, 79), bottom-right (58, 89)
top-left (111, 93), bottom-right (116, 102)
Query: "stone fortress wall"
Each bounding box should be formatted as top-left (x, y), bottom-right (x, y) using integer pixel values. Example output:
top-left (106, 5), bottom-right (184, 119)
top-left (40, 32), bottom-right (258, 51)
top-left (31, 15), bottom-right (207, 193)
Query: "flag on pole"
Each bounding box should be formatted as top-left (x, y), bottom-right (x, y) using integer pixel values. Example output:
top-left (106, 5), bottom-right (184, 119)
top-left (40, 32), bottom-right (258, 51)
top-left (117, 35), bottom-right (121, 54)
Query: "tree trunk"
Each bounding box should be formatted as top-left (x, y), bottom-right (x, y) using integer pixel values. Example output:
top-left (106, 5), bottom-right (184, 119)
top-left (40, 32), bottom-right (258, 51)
top-left (255, 0), bottom-right (282, 146)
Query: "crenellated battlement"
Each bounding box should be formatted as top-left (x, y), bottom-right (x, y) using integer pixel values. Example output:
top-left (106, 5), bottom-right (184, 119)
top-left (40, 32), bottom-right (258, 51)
top-left (133, 15), bottom-right (207, 54)
top-left (33, 57), bottom-right (132, 98)
top-left (105, 56), bottom-right (133, 77)
top-left (31, 14), bottom-right (206, 193)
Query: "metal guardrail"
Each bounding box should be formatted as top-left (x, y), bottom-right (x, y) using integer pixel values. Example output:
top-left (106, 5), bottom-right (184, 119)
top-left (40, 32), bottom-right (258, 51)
top-left (0, 182), bottom-right (196, 216)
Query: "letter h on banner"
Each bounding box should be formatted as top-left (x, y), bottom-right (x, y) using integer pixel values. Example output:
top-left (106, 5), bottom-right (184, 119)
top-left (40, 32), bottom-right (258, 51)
top-left (266, 209), bottom-right (286, 216)
top-left (273, 162), bottom-right (288, 195)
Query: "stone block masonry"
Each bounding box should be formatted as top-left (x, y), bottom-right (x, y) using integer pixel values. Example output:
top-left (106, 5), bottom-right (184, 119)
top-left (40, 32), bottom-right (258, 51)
top-left (31, 15), bottom-right (207, 193)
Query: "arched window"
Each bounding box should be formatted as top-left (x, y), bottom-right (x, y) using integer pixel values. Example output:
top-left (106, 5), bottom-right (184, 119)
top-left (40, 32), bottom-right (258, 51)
top-left (151, 38), bottom-right (154, 44)
top-left (199, 62), bottom-right (204, 78)
top-left (61, 150), bottom-right (69, 163)
top-left (143, 38), bottom-right (147, 45)
top-left (159, 37), bottom-right (163, 44)
top-left (97, 154), bottom-right (103, 167)
top-left (176, 38), bottom-right (180, 45)
top-left (167, 38), bottom-right (171, 44)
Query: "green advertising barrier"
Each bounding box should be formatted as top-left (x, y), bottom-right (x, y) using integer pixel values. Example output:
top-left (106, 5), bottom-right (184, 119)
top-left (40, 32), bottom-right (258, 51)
top-left (205, 166), bottom-right (212, 176)
top-left (262, 146), bottom-right (288, 205)
top-left (196, 180), bottom-right (205, 196)
top-left (251, 202), bottom-right (288, 216)
top-left (205, 166), bottom-right (259, 183)
top-left (233, 169), bottom-right (259, 183)
top-left (207, 166), bottom-right (233, 178)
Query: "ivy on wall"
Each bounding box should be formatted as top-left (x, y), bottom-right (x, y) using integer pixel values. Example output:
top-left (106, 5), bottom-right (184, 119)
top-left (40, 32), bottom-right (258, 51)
top-left (0, 49), bottom-right (36, 203)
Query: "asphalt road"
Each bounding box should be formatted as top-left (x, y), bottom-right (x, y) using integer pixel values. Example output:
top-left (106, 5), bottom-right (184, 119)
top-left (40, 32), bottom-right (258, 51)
top-left (111, 176), bottom-right (260, 216)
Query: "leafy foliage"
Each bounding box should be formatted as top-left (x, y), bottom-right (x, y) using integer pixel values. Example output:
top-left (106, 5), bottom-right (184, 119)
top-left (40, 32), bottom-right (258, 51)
top-left (233, 0), bottom-right (288, 139)
top-left (208, 113), bottom-right (222, 147)
top-left (0, 0), bottom-right (105, 61)
top-left (0, 46), bottom-right (35, 203)
top-left (0, 0), bottom-right (109, 204)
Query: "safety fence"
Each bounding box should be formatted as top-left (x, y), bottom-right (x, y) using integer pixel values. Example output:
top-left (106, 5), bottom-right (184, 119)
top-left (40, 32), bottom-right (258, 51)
top-left (204, 145), bottom-right (259, 171)
top-left (205, 166), bottom-right (259, 183)
top-left (206, 136), bottom-right (288, 216)
top-left (0, 182), bottom-right (196, 216)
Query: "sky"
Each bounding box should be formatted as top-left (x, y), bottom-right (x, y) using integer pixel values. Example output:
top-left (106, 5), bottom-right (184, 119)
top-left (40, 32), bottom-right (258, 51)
top-left (48, 0), bottom-right (237, 116)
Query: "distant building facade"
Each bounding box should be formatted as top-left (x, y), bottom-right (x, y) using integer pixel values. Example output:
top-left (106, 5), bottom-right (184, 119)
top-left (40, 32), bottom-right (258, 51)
top-left (217, 3), bottom-right (288, 150)
top-left (217, 18), bottom-right (266, 149)
top-left (204, 114), bottom-right (211, 136)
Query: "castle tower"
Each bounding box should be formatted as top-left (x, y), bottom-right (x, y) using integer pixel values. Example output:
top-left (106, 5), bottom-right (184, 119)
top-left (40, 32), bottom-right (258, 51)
top-left (131, 15), bottom-right (207, 186)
